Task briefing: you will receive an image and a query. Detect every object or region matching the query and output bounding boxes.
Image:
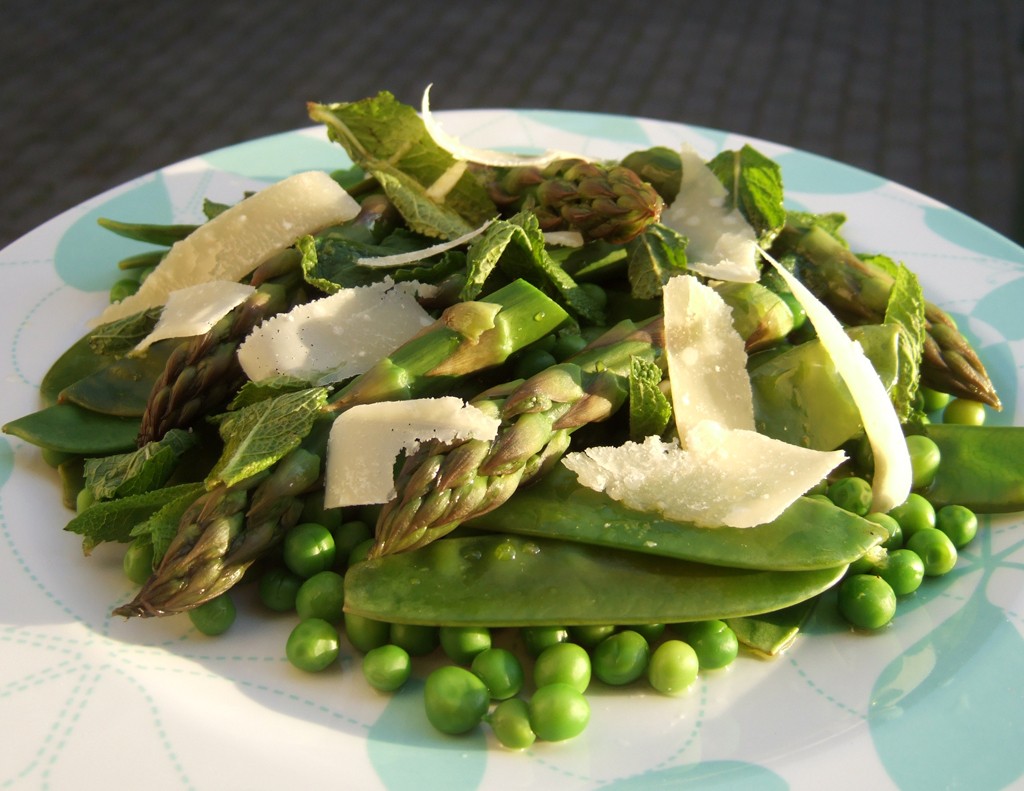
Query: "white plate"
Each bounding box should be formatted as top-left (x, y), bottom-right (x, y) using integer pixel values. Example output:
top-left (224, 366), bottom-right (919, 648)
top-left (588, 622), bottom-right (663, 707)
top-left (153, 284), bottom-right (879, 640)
top-left (2, 110), bottom-right (1023, 791)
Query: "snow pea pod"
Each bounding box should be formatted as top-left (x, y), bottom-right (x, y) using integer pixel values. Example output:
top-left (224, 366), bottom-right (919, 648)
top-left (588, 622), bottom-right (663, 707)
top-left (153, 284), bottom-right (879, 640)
top-left (750, 323), bottom-right (900, 450)
top-left (344, 534), bottom-right (846, 627)
top-left (914, 424), bottom-right (1024, 512)
top-left (58, 340), bottom-right (175, 417)
top-left (2, 402), bottom-right (140, 455)
top-left (40, 332), bottom-right (113, 407)
top-left (467, 466), bottom-right (886, 571)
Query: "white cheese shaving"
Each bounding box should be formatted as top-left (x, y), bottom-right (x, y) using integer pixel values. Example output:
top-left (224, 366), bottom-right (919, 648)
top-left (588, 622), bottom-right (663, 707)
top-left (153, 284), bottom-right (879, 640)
top-left (421, 84), bottom-right (583, 168)
top-left (664, 274), bottom-right (754, 434)
top-left (92, 171), bottom-right (361, 327)
top-left (236, 279), bottom-right (433, 384)
top-left (134, 281), bottom-right (256, 352)
top-left (542, 231), bottom-right (585, 248)
top-left (357, 219), bottom-right (494, 268)
top-left (759, 247), bottom-right (912, 512)
top-left (324, 397), bottom-right (501, 507)
top-left (424, 160), bottom-right (469, 203)
top-left (561, 270), bottom-right (845, 528)
top-left (563, 426), bottom-right (845, 528)
top-left (660, 144), bottom-right (760, 283)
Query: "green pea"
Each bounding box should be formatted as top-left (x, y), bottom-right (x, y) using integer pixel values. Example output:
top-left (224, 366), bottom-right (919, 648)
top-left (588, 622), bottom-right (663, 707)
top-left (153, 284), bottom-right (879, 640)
top-left (906, 528), bottom-right (958, 576)
top-left (647, 639), bottom-right (699, 696)
top-left (471, 648), bottom-right (525, 700)
top-left (888, 493), bottom-right (935, 540)
top-left (778, 290), bottom-right (807, 330)
top-left (592, 630), bottom-right (650, 686)
top-left (286, 618), bottom-right (340, 672)
top-left (283, 523), bottom-right (336, 578)
top-left (390, 622), bottom-right (439, 657)
top-left (865, 512), bottom-right (903, 550)
top-left (362, 644), bottom-right (412, 692)
top-left (439, 625), bottom-right (492, 664)
top-left (837, 574), bottom-right (896, 630)
top-left (521, 625), bottom-right (569, 657)
top-left (827, 476), bottom-right (873, 516)
top-left (333, 520), bottom-right (372, 565)
top-left (188, 593), bottom-right (236, 636)
top-left (533, 642), bottom-right (591, 693)
top-left (348, 537), bottom-right (375, 566)
top-left (920, 387), bottom-right (951, 414)
top-left (258, 567), bottom-right (303, 612)
top-left (674, 620), bottom-right (738, 670)
top-left (906, 434), bottom-right (941, 489)
top-left (514, 348), bottom-right (559, 380)
top-left (528, 683), bottom-right (590, 742)
top-left (298, 490), bottom-right (343, 531)
top-left (579, 281), bottom-right (609, 310)
top-left (345, 613), bottom-right (391, 653)
top-left (295, 571), bottom-right (346, 622)
top-left (76, 487), bottom-right (95, 513)
top-left (568, 624), bottom-right (616, 648)
top-left (423, 666), bottom-right (490, 735)
top-left (109, 278), bottom-right (140, 304)
top-left (632, 623), bottom-right (666, 643)
top-left (936, 504), bottom-right (978, 548)
top-left (487, 697), bottom-right (536, 750)
top-left (123, 538), bottom-right (154, 586)
top-left (943, 397), bottom-right (986, 426)
top-left (876, 548), bottom-right (925, 596)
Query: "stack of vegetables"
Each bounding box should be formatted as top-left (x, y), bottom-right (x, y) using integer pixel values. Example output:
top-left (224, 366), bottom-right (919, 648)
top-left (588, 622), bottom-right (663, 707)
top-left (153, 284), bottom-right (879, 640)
top-left (4, 89), bottom-right (1020, 748)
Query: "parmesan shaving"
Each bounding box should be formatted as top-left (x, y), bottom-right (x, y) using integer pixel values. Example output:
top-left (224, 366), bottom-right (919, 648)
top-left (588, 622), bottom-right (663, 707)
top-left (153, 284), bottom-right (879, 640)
top-left (357, 219), bottom-right (494, 268)
top-left (134, 281), bottom-right (255, 352)
top-left (324, 397), bottom-right (501, 507)
top-left (543, 231), bottom-right (585, 248)
top-left (660, 144), bottom-right (760, 283)
top-left (563, 426), bottom-right (845, 528)
top-left (759, 247), bottom-right (912, 512)
top-left (424, 160), bottom-right (469, 203)
top-left (237, 279), bottom-right (433, 384)
top-left (421, 84), bottom-right (583, 168)
top-left (92, 171), bottom-right (361, 326)
top-left (664, 275), bottom-right (754, 434)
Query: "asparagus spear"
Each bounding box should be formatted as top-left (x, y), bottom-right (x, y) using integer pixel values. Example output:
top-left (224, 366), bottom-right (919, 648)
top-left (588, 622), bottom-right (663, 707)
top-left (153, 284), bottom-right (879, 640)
top-left (779, 224), bottom-right (1001, 409)
top-left (371, 316), bottom-right (665, 557)
top-left (113, 279), bottom-right (569, 617)
top-left (473, 158), bottom-right (664, 245)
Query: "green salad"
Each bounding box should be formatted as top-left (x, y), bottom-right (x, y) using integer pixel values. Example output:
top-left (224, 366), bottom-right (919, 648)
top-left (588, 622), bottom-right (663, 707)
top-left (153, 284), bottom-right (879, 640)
top-left (4, 90), bottom-right (1021, 748)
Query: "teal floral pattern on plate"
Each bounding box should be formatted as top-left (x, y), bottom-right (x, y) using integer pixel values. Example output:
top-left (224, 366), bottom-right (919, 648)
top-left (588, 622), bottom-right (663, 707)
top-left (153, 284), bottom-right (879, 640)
top-left (1, 110), bottom-right (1022, 790)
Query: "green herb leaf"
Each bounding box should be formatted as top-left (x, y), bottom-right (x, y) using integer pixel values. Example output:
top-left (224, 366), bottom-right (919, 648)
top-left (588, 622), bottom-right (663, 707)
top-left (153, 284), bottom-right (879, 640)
top-left (308, 92), bottom-right (495, 231)
top-left (129, 484), bottom-right (207, 565)
top-left (463, 212), bottom-right (604, 323)
top-left (707, 145), bottom-right (786, 243)
top-left (370, 168), bottom-right (477, 240)
top-left (625, 224), bottom-right (688, 300)
top-left (87, 309), bottom-right (162, 356)
top-left (65, 482), bottom-right (204, 553)
top-left (883, 263), bottom-right (927, 421)
top-left (207, 387), bottom-right (329, 487)
top-left (628, 355), bottom-right (672, 441)
top-left (228, 375), bottom-right (320, 410)
top-left (84, 429), bottom-right (198, 500)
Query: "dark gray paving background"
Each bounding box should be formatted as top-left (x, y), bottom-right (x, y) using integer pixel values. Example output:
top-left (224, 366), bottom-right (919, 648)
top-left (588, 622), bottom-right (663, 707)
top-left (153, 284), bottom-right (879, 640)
top-left (3, 0), bottom-right (1023, 250)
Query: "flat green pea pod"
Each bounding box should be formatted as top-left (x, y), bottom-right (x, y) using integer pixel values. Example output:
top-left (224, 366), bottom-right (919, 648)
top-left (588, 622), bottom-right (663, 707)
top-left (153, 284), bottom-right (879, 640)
top-left (344, 534), bottom-right (846, 627)
top-left (58, 341), bottom-right (176, 417)
top-left (913, 424), bottom-right (1024, 512)
top-left (3, 402), bottom-right (140, 455)
top-left (750, 323), bottom-right (900, 450)
top-left (466, 467), bottom-right (887, 571)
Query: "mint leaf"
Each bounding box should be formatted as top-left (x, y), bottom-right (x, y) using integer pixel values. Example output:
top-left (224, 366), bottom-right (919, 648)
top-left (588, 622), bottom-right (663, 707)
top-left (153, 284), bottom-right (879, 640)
top-left (629, 355), bottom-right (672, 441)
top-left (208, 387), bottom-right (329, 487)
top-left (625, 224), bottom-right (688, 300)
top-left (371, 168), bottom-right (476, 240)
top-left (88, 308), bottom-right (162, 356)
top-left (309, 93), bottom-right (495, 230)
top-left (84, 428), bottom-right (197, 500)
top-left (884, 264), bottom-right (926, 421)
top-left (228, 375), bottom-right (318, 410)
top-left (463, 212), bottom-right (604, 323)
top-left (708, 145), bottom-right (786, 243)
top-left (129, 484), bottom-right (206, 565)
top-left (65, 482), bottom-right (204, 553)
top-left (785, 210), bottom-right (847, 239)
